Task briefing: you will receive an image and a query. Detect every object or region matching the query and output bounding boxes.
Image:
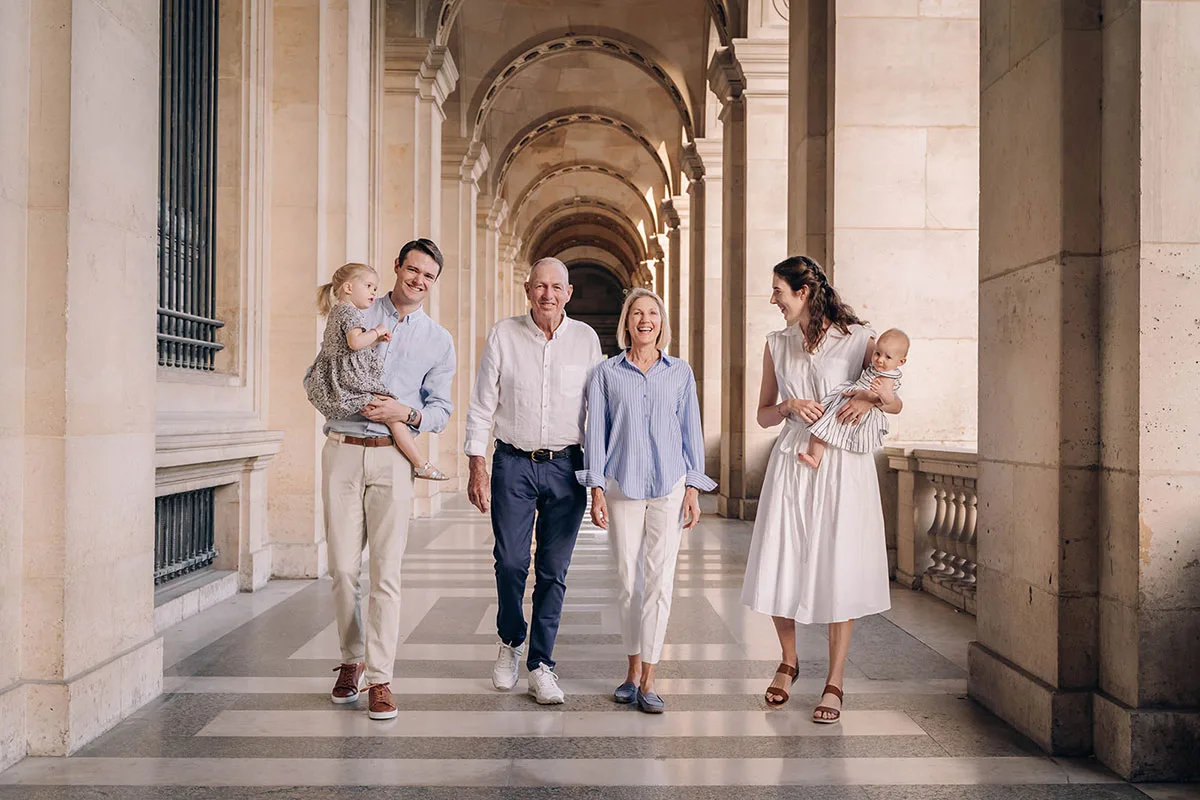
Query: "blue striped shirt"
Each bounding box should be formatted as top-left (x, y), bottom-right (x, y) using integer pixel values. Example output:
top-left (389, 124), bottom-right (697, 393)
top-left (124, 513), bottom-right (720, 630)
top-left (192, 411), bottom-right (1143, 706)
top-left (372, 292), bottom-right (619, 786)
top-left (576, 351), bottom-right (717, 500)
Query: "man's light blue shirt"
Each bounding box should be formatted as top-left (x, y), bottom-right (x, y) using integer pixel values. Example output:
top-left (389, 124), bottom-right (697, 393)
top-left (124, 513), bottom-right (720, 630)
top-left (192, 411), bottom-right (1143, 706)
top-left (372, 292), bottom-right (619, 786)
top-left (321, 293), bottom-right (455, 438)
top-left (576, 351), bottom-right (717, 500)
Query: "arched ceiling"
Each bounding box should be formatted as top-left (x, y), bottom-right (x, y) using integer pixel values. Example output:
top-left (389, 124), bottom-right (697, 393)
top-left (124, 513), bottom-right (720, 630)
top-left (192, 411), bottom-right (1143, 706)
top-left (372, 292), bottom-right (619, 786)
top-left (427, 0), bottom-right (743, 287)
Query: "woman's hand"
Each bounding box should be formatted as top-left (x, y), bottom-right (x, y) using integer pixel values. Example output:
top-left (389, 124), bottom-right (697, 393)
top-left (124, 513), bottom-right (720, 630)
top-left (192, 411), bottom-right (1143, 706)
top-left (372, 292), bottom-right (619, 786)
top-left (590, 487), bottom-right (609, 530)
top-left (836, 394), bottom-right (876, 425)
top-left (777, 398), bottom-right (825, 424)
top-left (681, 487), bottom-right (701, 530)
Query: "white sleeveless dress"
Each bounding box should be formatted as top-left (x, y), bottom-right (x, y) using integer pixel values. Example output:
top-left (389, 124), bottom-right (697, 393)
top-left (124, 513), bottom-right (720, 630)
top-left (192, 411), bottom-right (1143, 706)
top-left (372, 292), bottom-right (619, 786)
top-left (740, 323), bottom-right (892, 624)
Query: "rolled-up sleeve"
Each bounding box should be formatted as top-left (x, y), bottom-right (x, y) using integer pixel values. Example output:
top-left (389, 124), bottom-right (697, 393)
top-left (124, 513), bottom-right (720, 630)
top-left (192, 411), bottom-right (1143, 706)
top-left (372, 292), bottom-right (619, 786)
top-left (416, 336), bottom-right (455, 435)
top-left (680, 368), bottom-right (717, 492)
top-left (575, 365), bottom-right (608, 488)
top-left (464, 327), bottom-right (501, 457)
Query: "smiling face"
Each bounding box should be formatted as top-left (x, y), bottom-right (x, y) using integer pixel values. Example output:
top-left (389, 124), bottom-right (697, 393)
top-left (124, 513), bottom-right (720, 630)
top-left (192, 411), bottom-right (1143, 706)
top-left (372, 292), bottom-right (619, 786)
top-left (626, 295), bottom-right (662, 349)
top-left (392, 250), bottom-right (440, 306)
top-left (525, 259), bottom-right (573, 325)
top-left (343, 271), bottom-right (378, 309)
top-left (769, 274), bottom-right (810, 326)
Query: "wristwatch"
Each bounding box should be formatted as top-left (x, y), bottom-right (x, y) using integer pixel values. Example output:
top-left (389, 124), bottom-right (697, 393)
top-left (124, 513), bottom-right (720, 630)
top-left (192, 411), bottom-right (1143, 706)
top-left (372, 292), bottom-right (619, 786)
top-left (405, 408), bottom-right (419, 426)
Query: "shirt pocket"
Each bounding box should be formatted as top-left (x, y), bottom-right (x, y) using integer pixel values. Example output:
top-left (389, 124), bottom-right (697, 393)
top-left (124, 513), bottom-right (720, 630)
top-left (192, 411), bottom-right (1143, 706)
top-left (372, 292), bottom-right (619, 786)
top-left (558, 364), bottom-right (587, 398)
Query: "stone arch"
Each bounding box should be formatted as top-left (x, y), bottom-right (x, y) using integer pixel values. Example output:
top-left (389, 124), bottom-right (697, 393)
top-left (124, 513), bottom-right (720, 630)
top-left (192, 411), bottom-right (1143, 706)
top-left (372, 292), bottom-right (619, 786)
top-left (496, 111), bottom-right (674, 195)
top-left (521, 197), bottom-right (652, 270)
top-left (511, 163), bottom-right (657, 231)
top-left (470, 34), bottom-right (696, 143)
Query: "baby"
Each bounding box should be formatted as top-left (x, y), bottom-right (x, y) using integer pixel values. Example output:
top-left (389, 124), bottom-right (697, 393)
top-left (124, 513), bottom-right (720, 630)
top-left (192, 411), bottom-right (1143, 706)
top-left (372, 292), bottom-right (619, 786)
top-left (799, 328), bottom-right (909, 469)
top-left (304, 262), bottom-right (448, 481)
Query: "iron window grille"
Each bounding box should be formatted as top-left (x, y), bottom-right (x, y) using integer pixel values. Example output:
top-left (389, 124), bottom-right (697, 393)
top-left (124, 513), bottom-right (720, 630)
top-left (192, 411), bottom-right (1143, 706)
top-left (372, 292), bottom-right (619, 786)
top-left (154, 488), bottom-right (218, 585)
top-left (157, 0), bottom-right (224, 370)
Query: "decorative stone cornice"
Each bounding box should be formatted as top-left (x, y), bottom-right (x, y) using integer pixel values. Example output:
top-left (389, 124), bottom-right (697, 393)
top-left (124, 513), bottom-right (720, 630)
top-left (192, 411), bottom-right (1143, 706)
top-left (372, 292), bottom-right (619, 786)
top-left (671, 192), bottom-right (691, 217)
top-left (384, 39), bottom-right (458, 106)
top-left (444, 139), bottom-right (490, 184)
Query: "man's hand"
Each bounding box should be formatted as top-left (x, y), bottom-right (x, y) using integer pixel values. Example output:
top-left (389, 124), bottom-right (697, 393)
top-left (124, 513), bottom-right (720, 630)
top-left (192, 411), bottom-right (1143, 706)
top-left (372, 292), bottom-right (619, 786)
top-left (836, 394), bottom-right (876, 425)
top-left (589, 487), bottom-right (609, 529)
top-left (362, 395), bottom-right (411, 425)
top-left (467, 456), bottom-right (491, 514)
top-left (681, 487), bottom-right (701, 530)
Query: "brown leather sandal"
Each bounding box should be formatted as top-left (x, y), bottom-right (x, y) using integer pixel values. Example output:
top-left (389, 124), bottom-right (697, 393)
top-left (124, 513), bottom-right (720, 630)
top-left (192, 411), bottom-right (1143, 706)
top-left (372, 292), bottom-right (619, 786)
top-left (764, 662), bottom-right (799, 706)
top-left (812, 683), bottom-right (843, 724)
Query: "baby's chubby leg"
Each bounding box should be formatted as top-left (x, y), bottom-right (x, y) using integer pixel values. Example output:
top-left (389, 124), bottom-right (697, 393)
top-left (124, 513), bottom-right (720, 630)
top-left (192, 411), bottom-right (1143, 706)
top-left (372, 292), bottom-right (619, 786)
top-left (798, 435), bottom-right (826, 469)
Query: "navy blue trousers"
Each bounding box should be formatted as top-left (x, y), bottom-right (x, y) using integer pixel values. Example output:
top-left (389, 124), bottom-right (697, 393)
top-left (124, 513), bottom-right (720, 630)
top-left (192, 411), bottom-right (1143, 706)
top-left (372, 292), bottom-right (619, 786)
top-left (490, 446), bottom-right (586, 671)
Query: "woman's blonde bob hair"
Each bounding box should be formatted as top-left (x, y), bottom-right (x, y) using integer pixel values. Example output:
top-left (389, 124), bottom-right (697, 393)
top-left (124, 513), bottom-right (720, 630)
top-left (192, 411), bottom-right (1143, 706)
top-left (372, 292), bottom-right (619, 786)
top-left (616, 287), bottom-right (671, 351)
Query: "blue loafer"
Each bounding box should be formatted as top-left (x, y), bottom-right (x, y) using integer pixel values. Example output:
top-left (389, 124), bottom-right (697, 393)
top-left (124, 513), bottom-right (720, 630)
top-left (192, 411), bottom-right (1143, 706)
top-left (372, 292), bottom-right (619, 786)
top-left (614, 682), bottom-right (638, 704)
top-left (636, 688), bottom-right (665, 714)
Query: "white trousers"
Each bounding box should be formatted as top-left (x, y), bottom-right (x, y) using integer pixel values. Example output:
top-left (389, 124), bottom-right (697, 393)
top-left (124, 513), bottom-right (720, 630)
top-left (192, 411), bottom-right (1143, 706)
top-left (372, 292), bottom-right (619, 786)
top-left (321, 434), bottom-right (414, 686)
top-left (605, 477), bottom-right (687, 665)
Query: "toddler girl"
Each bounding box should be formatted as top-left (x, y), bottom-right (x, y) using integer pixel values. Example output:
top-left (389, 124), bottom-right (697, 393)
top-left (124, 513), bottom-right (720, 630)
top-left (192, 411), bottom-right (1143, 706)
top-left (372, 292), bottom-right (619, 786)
top-left (799, 328), bottom-right (908, 469)
top-left (304, 262), bottom-right (448, 481)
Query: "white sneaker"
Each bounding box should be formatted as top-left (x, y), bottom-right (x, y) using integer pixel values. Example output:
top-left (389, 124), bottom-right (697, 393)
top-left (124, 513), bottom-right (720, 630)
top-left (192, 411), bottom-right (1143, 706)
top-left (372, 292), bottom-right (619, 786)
top-left (527, 664), bottom-right (565, 704)
top-left (492, 642), bottom-right (523, 690)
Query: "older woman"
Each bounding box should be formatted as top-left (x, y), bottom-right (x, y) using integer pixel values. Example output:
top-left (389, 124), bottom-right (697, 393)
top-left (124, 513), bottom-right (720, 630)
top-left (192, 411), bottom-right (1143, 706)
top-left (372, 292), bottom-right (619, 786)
top-left (576, 288), bottom-right (716, 714)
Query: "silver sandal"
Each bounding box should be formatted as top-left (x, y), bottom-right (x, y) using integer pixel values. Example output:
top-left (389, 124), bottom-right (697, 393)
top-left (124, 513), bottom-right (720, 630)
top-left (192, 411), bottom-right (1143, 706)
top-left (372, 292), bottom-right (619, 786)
top-left (413, 462), bottom-right (450, 481)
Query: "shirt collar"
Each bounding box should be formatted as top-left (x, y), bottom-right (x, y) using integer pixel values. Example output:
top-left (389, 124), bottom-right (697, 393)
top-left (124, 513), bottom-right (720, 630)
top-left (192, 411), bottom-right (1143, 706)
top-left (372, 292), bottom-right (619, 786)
top-left (382, 293), bottom-right (426, 323)
top-left (618, 350), bottom-right (671, 370)
top-left (524, 310), bottom-right (571, 340)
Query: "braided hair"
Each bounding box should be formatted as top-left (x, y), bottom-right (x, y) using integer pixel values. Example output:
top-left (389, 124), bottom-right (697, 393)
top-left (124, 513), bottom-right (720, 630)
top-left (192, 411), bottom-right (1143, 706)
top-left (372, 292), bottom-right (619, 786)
top-left (772, 256), bottom-right (867, 353)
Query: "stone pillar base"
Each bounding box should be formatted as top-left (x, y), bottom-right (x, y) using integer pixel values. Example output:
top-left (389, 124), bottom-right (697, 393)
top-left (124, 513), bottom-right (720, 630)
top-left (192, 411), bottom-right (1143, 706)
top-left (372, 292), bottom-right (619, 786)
top-left (967, 642), bottom-right (1092, 755)
top-left (1093, 692), bottom-right (1200, 782)
top-left (271, 541), bottom-right (328, 579)
top-left (0, 686), bottom-right (24, 772)
top-left (718, 496), bottom-right (758, 521)
top-left (25, 636), bottom-right (162, 757)
top-left (240, 545), bottom-right (273, 592)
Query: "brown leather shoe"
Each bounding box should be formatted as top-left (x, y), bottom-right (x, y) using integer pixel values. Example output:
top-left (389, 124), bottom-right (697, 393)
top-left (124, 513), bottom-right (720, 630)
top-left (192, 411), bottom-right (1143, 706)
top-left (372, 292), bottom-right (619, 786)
top-left (330, 662), bottom-right (364, 704)
top-left (367, 683), bottom-right (398, 720)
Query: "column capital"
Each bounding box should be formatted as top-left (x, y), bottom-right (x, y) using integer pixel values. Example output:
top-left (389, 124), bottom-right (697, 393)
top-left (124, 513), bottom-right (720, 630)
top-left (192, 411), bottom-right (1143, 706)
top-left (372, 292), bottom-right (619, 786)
top-left (730, 38), bottom-right (790, 97)
top-left (659, 198), bottom-right (682, 230)
top-left (444, 138), bottom-right (490, 183)
top-left (707, 47), bottom-right (745, 109)
top-left (681, 142), bottom-right (706, 183)
top-left (384, 39), bottom-right (459, 106)
top-left (478, 194), bottom-right (509, 231)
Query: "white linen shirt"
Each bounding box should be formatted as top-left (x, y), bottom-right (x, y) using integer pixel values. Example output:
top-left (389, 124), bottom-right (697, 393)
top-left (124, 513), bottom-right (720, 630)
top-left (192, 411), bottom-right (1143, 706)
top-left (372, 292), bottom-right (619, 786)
top-left (464, 312), bottom-right (604, 457)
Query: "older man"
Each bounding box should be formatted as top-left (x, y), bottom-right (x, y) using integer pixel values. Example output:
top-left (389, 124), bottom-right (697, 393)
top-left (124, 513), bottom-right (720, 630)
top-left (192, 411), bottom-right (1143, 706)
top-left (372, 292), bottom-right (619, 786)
top-left (465, 257), bottom-right (603, 704)
top-left (320, 238), bottom-right (455, 720)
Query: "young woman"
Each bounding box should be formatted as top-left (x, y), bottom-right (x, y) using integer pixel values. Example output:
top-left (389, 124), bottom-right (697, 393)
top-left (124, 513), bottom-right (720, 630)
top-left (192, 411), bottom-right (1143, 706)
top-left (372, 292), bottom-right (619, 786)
top-left (740, 256), bottom-right (902, 723)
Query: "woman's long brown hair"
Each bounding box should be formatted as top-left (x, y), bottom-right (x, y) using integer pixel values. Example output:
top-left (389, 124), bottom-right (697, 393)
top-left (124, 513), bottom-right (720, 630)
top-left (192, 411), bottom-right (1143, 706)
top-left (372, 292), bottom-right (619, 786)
top-left (772, 256), bottom-right (867, 353)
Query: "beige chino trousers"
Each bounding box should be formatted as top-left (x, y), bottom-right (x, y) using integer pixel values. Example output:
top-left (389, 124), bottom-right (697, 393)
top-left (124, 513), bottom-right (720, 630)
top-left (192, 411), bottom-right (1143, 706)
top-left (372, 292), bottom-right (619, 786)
top-left (321, 434), bottom-right (414, 686)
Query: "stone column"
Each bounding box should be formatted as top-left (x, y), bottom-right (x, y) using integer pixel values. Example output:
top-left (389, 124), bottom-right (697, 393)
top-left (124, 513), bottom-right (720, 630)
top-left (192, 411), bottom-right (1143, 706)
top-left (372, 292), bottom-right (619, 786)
top-left (5, 0), bottom-right (163, 761)
top-left (267, 1), bottom-right (352, 576)
top-left (970, 0), bottom-right (1102, 764)
top-left (709, 39), bottom-right (789, 520)
top-left (380, 38), bottom-right (456, 516)
top-left (973, 0), bottom-right (1200, 781)
top-left (476, 194), bottom-right (506, 345)
top-left (661, 197), bottom-right (690, 359)
top-left (500, 233), bottom-right (519, 318)
top-left (806, 1), bottom-right (980, 445)
top-left (440, 139), bottom-right (488, 492)
top-left (690, 138), bottom-right (724, 481)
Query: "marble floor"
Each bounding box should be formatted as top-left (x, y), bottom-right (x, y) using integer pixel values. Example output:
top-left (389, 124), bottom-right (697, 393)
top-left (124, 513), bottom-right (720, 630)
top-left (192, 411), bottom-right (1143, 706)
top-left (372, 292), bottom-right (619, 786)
top-left (2, 496), bottom-right (1197, 799)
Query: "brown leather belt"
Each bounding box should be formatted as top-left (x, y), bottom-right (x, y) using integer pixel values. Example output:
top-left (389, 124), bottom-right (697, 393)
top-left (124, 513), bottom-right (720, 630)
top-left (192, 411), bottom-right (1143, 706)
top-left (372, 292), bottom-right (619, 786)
top-left (339, 434), bottom-right (394, 448)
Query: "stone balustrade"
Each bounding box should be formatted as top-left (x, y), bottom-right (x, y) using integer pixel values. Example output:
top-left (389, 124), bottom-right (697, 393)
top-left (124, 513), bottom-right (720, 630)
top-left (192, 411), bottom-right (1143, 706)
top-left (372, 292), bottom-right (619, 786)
top-left (886, 445), bottom-right (978, 615)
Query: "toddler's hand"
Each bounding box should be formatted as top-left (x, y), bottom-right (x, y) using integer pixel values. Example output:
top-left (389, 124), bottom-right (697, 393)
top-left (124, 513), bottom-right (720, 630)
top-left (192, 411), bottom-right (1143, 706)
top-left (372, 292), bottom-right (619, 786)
top-left (373, 324), bottom-right (392, 342)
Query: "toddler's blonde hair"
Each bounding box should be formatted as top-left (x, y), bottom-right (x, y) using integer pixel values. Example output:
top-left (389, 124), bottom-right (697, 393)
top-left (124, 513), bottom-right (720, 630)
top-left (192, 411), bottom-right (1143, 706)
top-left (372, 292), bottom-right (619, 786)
top-left (316, 263), bottom-right (377, 316)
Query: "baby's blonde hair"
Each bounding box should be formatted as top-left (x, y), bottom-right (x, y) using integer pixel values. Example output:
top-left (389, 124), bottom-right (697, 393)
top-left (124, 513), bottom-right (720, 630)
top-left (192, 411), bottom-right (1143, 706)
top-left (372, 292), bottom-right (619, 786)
top-left (316, 263), bottom-right (377, 316)
top-left (877, 328), bottom-right (911, 356)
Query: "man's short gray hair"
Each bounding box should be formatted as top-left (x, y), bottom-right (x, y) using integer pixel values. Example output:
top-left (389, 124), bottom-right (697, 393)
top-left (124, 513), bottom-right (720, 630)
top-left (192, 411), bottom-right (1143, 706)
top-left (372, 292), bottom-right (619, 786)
top-left (527, 257), bottom-right (569, 283)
